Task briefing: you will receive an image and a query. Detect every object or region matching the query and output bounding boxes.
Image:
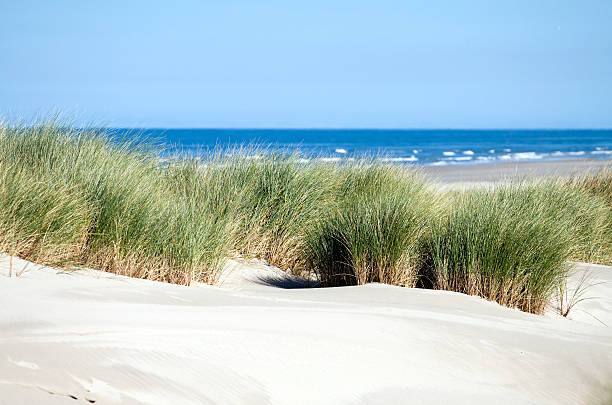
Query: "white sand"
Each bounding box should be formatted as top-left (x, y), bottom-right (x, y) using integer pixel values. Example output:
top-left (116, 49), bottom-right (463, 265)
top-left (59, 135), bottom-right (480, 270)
top-left (1, 255), bottom-right (612, 404)
top-left (422, 158), bottom-right (611, 184)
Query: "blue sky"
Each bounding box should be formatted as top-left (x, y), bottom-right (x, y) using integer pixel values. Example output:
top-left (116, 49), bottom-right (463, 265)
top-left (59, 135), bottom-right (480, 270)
top-left (1, 0), bottom-right (611, 128)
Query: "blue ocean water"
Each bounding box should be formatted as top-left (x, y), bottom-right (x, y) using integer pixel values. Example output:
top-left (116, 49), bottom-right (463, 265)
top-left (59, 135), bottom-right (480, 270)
top-left (123, 129), bottom-right (612, 166)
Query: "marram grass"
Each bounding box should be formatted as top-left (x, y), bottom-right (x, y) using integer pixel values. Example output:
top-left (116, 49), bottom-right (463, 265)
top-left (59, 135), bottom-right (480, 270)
top-left (0, 120), bottom-right (230, 284)
top-left (307, 164), bottom-right (434, 287)
top-left (0, 163), bottom-right (93, 264)
top-left (0, 119), bottom-right (610, 314)
top-left (418, 183), bottom-right (578, 314)
top-left (569, 169), bottom-right (612, 265)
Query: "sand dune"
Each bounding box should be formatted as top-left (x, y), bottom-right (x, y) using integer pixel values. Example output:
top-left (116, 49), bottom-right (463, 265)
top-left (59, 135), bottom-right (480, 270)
top-left (1, 255), bottom-right (611, 404)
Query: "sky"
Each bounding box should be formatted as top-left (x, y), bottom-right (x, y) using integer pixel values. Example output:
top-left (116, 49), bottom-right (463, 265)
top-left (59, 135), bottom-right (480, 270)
top-left (1, 0), bottom-right (611, 128)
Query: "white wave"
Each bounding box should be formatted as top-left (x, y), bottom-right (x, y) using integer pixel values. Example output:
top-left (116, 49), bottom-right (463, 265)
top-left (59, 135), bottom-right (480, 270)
top-left (488, 149), bottom-right (495, 153)
top-left (297, 158), bottom-right (311, 163)
top-left (431, 161), bottom-right (448, 166)
top-left (320, 157), bottom-right (342, 162)
top-left (503, 148), bottom-right (511, 152)
top-left (550, 151), bottom-right (585, 157)
top-left (596, 147), bottom-right (603, 150)
top-left (591, 150), bottom-right (612, 155)
top-left (382, 156), bottom-right (419, 162)
top-left (442, 151), bottom-right (455, 156)
top-left (335, 148), bottom-right (347, 154)
top-left (462, 150), bottom-right (474, 155)
top-left (498, 152), bottom-right (544, 161)
top-left (412, 149), bottom-right (421, 154)
top-left (513, 152), bottom-right (543, 160)
top-left (442, 156), bottom-right (472, 161)
top-left (476, 156), bottom-right (496, 161)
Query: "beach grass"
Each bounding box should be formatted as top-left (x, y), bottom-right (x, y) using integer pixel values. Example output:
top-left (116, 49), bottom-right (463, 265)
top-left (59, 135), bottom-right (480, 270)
top-left (572, 168), bottom-right (612, 206)
top-left (418, 183), bottom-right (588, 314)
top-left (165, 152), bottom-right (337, 275)
top-left (569, 169), bottom-right (612, 265)
top-left (0, 163), bottom-right (93, 264)
top-left (307, 164), bottom-right (434, 286)
top-left (0, 119), bottom-right (610, 313)
top-left (0, 120), bottom-right (230, 284)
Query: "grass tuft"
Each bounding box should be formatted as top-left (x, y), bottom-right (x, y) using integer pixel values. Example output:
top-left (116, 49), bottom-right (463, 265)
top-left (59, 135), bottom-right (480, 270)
top-left (0, 119), bottom-right (230, 284)
top-left (569, 169), bottom-right (612, 264)
top-left (418, 183), bottom-right (576, 314)
top-left (307, 164), bottom-right (433, 287)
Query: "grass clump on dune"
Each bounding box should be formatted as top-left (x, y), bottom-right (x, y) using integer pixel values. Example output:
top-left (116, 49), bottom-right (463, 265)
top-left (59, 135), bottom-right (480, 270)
top-left (1, 118), bottom-right (610, 316)
top-left (226, 155), bottom-right (333, 274)
top-left (572, 168), bottom-right (612, 207)
top-left (0, 120), bottom-right (230, 284)
top-left (569, 169), bottom-right (612, 265)
top-left (307, 165), bottom-right (434, 287)
top-left (165, 153), bottom-right (335, 275)
top-left (0, 164), bottom-right (94, 264)
top-left (418, 182), bottom-right (605, 314)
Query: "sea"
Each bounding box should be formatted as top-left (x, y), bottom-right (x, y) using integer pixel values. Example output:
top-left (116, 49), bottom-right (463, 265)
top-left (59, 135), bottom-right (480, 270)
top-left (121, 129), bottom-right (612, 167)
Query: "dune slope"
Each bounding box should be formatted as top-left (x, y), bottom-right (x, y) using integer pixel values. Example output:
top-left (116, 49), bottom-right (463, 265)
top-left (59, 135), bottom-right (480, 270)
top-left (1, 256), bottom-right (611, 404)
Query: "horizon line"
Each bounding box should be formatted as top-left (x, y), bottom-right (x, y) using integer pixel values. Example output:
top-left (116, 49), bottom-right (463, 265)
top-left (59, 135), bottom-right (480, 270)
top-left (104, 127), bottom-right (612, 131)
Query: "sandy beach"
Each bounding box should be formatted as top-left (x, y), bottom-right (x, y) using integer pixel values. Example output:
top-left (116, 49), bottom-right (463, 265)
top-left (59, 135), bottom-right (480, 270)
top-left (423, 159), bottom-right (611, 184)
top-left (1, 254), bottom-right (611, 405)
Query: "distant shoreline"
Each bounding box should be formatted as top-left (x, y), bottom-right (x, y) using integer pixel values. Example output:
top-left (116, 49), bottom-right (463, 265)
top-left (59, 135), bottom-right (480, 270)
top-left (422, 158), bottom-right (611, 184)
